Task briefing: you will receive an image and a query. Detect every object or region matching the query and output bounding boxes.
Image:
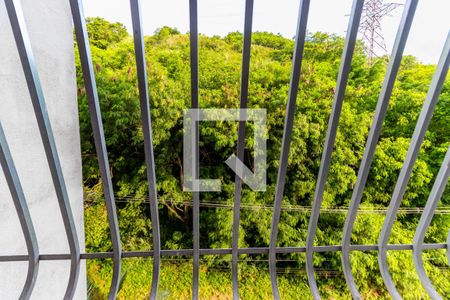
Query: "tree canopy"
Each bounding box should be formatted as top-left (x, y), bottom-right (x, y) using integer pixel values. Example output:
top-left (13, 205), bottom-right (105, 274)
top-left (78, 18), bottom-right (450, 299)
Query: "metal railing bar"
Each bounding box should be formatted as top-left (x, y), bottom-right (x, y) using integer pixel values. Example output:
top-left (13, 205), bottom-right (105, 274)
top-left (82, 253), bottom-right (113, 259)
top-left (3, 0), bottom-right (81, 298)
top-left (305, 1), bottom-right (364, 298)
top-left (447, 231), bottom-right (450, 266)
top-left (340, 0), bottom-right (418, 298)
top-left (412, 146), bottom-right (450, 300)
top-left (129, 1), bottom-right (161, 299)
top-left (0, 122), bottom-right (39, 299)
top-left (68, 0), bottom-right (123, 298)
top-left (1, 244), bottom-right (447, 262)
top-left (268, 1), bottom-right (310, 298)
top-left (189, 0), bottom-right (200, 298)
top-left (232, 0), bottom-right (254, 298)
top-left (381, 32), bottom-right (450, 300)
top-left (0, 255), bottom-right (30, 262)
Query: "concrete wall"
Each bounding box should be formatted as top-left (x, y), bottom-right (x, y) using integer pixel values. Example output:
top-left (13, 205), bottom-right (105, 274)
top-left (0, 0), bottom-right (86, 299)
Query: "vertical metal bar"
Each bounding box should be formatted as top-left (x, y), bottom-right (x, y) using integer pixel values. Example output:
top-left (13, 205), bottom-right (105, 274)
top-left (412, 146), bottom-right (450, 300)
top-left (305, 1), bottom-right (364, 299)
top-left (340, 1), bottom-right (418, 299)
top-left (447, 230), bottom-right (450, 267)
top-left (189, 0), bottom-right (200, 298)
top-left (129, 0), bottom-right (161, 298)
top-left (3, 0), bottom-right (81, 298)
top-left (231, 0), bottom-right (254, 298)
top-left (0, 122), bottom-right (39, 299)
top-left (403, 33), bottom-right (450, 300)
top-left (68, 0), bottom-right (123, 298)
top-left (268, 1), bottom-right (310, 298)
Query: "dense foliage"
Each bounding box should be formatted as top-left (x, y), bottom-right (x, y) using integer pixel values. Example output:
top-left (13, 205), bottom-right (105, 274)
top-left (78, 18), bottom-right (449, 299)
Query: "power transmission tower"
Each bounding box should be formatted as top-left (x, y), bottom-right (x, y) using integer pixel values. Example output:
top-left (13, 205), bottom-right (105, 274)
top-left (359, 0), bottom-right (402, 64)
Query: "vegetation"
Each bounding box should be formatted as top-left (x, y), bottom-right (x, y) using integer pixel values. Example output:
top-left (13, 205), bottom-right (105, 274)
top-left (78, 18), bottom-right (450, 299)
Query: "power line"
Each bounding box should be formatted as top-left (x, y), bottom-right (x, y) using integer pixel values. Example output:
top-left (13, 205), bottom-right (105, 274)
top-left (91, 194), bottom-right (450, 215)
top-left (146, 258), bottom-right (450, 277)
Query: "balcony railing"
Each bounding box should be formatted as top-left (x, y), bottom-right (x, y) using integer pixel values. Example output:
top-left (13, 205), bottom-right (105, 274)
top-left (1, 0), bottom-right (449, 299)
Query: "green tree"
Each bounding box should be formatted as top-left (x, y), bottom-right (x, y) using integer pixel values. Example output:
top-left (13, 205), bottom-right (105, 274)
top-left (77, 19), bottom-right (450, 299)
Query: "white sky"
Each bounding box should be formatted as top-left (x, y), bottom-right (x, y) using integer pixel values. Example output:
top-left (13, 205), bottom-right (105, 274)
top-left (83, 0), bottom-right (449, 64)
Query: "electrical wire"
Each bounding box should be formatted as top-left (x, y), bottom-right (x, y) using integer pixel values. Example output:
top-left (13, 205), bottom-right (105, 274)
top-left (85, 194), bottom-right (450, 215)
